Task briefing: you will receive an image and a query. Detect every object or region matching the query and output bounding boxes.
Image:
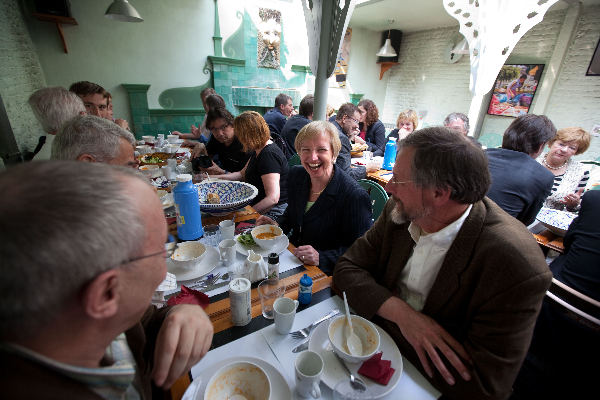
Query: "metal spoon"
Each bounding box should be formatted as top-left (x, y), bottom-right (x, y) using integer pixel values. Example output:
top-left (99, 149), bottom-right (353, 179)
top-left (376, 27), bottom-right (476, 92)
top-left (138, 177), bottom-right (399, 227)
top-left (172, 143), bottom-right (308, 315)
top-left (332, 350), bottom-right (368, 392)
top-left (220, 272), bottom-right (230, 281)
top-left (343, 292), bottom-right (363, 356)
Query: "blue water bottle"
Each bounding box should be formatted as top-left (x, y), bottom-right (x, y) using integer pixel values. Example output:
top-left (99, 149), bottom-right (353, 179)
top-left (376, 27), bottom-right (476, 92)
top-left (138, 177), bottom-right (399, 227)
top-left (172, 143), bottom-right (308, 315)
top-left (172, 174), bottom-right (204, 240)
top-left (382, 137), bottom-right (397, 170)
top-left (298, 274), bottom-right (313, 305)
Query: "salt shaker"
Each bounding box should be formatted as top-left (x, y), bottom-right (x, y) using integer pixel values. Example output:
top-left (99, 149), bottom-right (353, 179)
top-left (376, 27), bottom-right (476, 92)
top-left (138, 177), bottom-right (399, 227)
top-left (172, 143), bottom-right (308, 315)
top-left (229, 277), bottom-right (251, 326)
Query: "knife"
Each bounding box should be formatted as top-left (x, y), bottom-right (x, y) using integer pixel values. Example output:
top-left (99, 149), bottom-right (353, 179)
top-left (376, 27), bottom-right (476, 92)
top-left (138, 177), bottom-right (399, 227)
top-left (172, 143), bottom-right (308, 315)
top-left (292, 340), bottom-right (310, 353)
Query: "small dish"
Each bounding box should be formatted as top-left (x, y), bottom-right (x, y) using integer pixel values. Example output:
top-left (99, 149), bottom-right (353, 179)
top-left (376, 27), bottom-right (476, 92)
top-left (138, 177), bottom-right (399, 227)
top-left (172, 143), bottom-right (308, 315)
top-left (170, 241), bottom-right (207, 270)
top-left (328, 314), bottom-right (380, 363)
top-left (234, 234), bottom-right (289, 257)
top-left (167, 245), bottom-right (219, 281)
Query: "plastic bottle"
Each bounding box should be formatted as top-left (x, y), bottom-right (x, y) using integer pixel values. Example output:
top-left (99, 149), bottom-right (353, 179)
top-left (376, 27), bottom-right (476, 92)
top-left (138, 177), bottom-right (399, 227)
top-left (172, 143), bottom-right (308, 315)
top-left (298, 273), bottom-right (313, 305)
top-left (382, 137), bottom-right (398, 170)
top-left (267, 253), bottom-right (279, 280)
top-left (172, 174), bottom-right (204, 240)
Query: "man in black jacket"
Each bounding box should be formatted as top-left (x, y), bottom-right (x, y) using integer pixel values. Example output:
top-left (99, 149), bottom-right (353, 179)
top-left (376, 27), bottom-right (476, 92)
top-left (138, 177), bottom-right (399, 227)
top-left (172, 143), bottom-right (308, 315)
top-left (282, 94), bottom-right (313, 155)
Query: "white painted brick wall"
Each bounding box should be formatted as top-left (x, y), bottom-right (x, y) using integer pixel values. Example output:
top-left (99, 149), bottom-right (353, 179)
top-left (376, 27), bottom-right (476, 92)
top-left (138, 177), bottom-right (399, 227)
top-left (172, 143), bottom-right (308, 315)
top-left (0, 0), bottom-right (46, 162)
top-left (382, 6), bottom-right (600, 160)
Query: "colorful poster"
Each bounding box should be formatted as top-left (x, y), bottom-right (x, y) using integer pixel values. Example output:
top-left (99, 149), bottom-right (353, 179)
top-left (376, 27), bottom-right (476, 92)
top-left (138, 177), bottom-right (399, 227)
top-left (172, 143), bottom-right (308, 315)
top-left (487, 64), bottom-right (545, 117)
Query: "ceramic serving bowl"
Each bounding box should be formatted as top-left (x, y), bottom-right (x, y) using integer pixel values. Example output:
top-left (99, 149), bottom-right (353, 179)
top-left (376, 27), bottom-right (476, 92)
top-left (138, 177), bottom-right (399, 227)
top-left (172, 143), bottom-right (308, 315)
top-left (251, 224), bottom-right (283, 250)
top-left (139, 164), bottom-right (162, 178)
top-left (170, 241), bottom-right (206, 270)
top-left (328, 315), bottom-right (380, 364)
top-left (196, 181), bottom-right (258, 213)
top-left (204, 361), bottom-right (271, 400)
top-left (536, 207), bottom-right (577, 237)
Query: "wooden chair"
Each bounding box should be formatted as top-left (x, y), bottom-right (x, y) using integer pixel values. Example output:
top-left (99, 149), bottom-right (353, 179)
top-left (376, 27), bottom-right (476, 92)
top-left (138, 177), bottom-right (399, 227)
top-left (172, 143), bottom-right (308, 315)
top-left (288, 153), bottom-right (301, 167)
top-left (358, 179), bottom-right (389, 221)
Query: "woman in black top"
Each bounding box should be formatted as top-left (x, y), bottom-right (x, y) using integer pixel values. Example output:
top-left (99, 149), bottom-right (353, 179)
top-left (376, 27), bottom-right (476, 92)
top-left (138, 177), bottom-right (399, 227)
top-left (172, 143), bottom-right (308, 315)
top-left (212, 111), bottom-right (288, 218)
top-left (357, 99), bottom-right (386, 157)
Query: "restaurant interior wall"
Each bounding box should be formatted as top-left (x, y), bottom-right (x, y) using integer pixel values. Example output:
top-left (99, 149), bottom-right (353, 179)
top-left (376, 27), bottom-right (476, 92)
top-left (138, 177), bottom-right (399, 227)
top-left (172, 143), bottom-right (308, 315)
top-left (23, 0), bottom-right (214, 129)
top-left (381, 6), bottom-right (600, 161)
top-left (0, 0), bottom-right (47, 163)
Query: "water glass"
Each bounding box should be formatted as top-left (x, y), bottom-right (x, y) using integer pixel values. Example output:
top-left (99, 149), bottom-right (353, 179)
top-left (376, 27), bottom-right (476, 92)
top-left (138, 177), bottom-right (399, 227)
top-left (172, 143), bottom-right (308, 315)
top-left (203, 224), bottom-right (220, 247)
top-left (257, 279), bottom-right (285, 319)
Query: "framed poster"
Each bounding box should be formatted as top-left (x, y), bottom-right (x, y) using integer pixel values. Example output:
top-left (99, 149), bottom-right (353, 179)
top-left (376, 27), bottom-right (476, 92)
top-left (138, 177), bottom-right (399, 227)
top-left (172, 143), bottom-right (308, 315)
top-left (487, 64), bottom-right (545, 117)
top-left (586, 38), bottom-right (600, 76)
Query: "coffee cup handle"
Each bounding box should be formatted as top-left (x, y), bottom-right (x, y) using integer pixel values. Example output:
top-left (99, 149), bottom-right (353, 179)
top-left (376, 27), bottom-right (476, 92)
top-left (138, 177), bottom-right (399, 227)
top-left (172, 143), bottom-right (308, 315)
top-left (294, 300), bottom-right (299, 311)
top-left (311, 381), bottom-right (321, 398)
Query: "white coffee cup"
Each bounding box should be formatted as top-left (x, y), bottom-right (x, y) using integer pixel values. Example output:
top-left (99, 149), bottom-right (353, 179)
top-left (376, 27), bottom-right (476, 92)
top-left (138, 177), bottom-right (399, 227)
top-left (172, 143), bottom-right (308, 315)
top-left (219, 219), bottom-right (235, 240)
top-left (295, 350), bottom-right (323, 398)
top-left (167, 134), bottom-right (179, 143)
top-left (273, 297), bottom-right (299, 334)
top-left (218, 239), bottom-right (236, 267)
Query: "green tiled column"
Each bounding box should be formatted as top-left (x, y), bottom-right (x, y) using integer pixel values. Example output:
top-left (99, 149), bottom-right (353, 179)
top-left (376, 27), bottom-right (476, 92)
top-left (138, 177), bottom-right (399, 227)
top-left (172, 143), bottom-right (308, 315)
top-left (122, 84), bottom-right (151, 138)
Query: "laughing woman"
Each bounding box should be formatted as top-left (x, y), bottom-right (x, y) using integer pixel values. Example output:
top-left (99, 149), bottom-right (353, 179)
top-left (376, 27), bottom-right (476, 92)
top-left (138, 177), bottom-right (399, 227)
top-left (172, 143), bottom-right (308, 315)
top-left (536, 127), bottom-right (591, 211)
top-left (256, 121), bottom-right (372, 275)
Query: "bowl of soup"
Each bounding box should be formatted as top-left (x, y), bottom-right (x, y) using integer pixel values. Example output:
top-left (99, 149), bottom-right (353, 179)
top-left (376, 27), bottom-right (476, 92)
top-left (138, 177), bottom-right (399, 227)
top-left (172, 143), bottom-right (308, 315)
top-left (251, 224), bottom-right (283, 250)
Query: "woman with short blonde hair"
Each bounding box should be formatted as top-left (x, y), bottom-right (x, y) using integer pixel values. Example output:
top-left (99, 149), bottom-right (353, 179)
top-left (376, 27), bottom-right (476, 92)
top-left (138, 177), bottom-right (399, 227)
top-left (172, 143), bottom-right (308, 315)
top-left (389, 109), bottom-right (419, 141)
top-left (537, 127), bottom-right (591, 211)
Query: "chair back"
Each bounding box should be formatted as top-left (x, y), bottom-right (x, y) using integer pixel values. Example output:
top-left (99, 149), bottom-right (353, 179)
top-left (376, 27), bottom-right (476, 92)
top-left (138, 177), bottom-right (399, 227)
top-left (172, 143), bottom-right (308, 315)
top-left (546, 278), bottom-right (600, 328)
top-left (358, 179), bottom-right (389, 221)
top-left (288, 153), bottom-right (301, 167)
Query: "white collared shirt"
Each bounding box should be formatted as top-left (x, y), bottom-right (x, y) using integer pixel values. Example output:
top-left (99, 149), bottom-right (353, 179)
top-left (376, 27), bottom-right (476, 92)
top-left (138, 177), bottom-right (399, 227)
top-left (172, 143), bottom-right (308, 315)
top-left (397, 205), bottom-right (473, 311)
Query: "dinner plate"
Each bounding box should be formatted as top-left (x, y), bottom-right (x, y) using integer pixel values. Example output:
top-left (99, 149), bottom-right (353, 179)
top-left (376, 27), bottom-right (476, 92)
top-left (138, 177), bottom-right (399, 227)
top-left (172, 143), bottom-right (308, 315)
top-left (308, 320), bottom-right (403, 398)
top-left (167, 245), bottom-right (219, 281)
top-left (183, 356), bottom-right (291, 400)
top-left (234, 234), bottom-right (289, 257)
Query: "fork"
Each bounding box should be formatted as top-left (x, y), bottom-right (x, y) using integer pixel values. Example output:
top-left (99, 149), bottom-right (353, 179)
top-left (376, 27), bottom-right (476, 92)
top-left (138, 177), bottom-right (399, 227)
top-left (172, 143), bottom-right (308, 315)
top-left (290, 309), bottom-right (340, 339)
top-left (189, 272), bottom-right (221, 289)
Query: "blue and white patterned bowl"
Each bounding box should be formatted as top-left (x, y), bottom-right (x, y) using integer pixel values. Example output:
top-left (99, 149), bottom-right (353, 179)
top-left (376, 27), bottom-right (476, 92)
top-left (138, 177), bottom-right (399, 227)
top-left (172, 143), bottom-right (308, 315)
top-left (195, 181), bottom-right (258, 213)
top-left (536, 207), bottom-right (577, 237)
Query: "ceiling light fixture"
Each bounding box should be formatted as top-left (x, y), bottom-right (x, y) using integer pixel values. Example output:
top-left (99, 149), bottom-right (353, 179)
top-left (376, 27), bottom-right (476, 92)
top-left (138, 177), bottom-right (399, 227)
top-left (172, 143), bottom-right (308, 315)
top-left (105, 0), bottom-right (143, 22)
top-left (376, 20), bottom-right (397, 58)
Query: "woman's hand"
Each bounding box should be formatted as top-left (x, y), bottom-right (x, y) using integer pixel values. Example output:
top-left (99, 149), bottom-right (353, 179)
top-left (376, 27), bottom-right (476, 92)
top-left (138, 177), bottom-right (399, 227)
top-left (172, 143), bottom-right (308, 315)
top-left (293, 245), bottom-right (319, 266)
top-left (182, 141), bottom-right (206, 158)
top-left (562, 188), bottom-right (584, 210)
top-left (256, 215), bottom-right (277, 226)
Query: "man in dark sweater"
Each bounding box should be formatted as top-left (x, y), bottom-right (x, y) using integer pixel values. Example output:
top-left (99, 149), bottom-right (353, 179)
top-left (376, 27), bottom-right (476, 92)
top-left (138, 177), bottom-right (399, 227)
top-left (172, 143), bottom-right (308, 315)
top-left (0, 162), bottom-right (213, 399)
top-left (263, 92), bottom-right (294, 137)
top-left (486, 114), bottom-right (555, 225)
top-left (282, 94), bottom-right (313, 155)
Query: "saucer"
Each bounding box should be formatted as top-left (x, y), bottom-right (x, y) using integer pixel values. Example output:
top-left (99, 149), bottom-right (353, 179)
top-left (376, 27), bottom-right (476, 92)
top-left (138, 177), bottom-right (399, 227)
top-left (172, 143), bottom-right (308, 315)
top-left (234, 234), bottom-right (289, 257)
top-left (182, 356), bottom-right (291, 399)
top-left (167, 245), bottom-right (219, 281)
top-left (308, 320), bottom-right (403, 399)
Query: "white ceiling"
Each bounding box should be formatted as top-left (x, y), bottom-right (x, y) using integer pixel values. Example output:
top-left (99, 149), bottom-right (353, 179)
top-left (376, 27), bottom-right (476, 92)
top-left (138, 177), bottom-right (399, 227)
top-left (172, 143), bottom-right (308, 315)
top-left (349, 0), bottom-right (600, 33)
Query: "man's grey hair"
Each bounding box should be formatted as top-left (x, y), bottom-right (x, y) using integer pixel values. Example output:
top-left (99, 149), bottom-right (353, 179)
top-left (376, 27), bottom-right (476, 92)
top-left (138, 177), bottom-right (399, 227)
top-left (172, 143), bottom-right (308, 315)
top-left (51, 115), bottom-right (136, 162)
top-left (0, 161), bottom-right (148, 340)
top-left (444, 112), bottom-right (470, 134)
top-left (28, 87), bottom-right (85, 133)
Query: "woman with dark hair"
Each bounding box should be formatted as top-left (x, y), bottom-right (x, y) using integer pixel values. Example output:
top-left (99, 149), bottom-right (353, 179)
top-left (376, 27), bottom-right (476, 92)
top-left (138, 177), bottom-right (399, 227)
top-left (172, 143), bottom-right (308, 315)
top-left (173, 89), bottom-right (225, 142)
top-left (210, 111), bottom-right (288, 218)
top-left (357, 99), bottom-right (386, 156)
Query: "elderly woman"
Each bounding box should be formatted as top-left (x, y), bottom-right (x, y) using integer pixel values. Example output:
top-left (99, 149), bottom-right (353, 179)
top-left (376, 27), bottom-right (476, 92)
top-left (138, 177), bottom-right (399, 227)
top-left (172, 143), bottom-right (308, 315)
top-left (213, 111), bottom-right (288, 218)
top-left (388, 109), bottom-right (418, 141)
top-left (536, 127), bottom-right (591, 211)
top-left (357, 99), bottom-right (386, 156)
top-left (257, 121), bottom-right (372, 274)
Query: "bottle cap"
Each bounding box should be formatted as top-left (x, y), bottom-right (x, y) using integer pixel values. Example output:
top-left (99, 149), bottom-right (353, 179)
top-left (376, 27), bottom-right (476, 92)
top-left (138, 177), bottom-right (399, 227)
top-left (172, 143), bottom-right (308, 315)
top-left (176, 174), bottom-right (192, 182)
top-left (388, 137), bottom-right (397, 142)
top-left (300, 273), bottom-right (312, 285)
top-left (268, 253), bottom-right (279, 264)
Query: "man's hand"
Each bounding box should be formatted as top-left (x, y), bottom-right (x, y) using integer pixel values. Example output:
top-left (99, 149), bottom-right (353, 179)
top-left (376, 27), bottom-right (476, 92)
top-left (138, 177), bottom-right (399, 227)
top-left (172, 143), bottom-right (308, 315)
top-left (293, 245), bottom-right (319, 266)
top-left (152, 304), bottom-right (213, 388)
top-left (199, 163), bottom-right (225, 175)
top-left (115, 118), bottom-right (129, 130)
top-left (378, 297), bottom-right (471, 385)
top-left (182, 141), bottom-right (206, 158)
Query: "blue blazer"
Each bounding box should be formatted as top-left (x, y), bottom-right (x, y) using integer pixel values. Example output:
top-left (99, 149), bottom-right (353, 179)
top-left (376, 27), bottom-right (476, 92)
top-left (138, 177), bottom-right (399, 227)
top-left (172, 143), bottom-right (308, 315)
top-left (277, 165), bottom-right (372, 274)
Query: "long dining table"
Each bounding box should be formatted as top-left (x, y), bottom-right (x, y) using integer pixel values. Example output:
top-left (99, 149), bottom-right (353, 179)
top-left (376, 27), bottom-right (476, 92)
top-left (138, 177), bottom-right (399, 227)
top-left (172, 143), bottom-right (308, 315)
top-left (165, 205), bottom-right (441, 400)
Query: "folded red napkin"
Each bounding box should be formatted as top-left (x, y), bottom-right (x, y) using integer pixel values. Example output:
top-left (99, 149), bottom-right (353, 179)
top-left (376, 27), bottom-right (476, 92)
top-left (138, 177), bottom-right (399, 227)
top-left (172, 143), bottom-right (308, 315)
top-left (167, 285), bottom-right (209, 309)
top-left (235, 220), bottom-right (256, 235)
top-left (358, 352), bottom-right (395, 385)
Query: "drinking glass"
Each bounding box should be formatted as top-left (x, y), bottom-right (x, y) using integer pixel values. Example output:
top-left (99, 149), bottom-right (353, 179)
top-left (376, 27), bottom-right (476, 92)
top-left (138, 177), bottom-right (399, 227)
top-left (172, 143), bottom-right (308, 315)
top-left (257, 279), bottom-right (285, 319)
top-left (203, 224), bottom-right (220, 247)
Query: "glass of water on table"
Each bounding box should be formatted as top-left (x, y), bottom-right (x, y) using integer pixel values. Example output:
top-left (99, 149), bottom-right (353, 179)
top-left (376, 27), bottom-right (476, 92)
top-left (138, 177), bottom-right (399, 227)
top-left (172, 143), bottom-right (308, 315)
top-left (257, 279), bottom-right (285, 319)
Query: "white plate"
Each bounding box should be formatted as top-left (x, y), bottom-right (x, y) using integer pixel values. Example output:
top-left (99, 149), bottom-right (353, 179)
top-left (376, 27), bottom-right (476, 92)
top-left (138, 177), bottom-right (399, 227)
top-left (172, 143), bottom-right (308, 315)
top-left (167, 245), bottom-right (219, 281)
top-left (183, 356), bottom-right (291, 400)
top-left (308, 320), bottom-right (403, 399)
top-left (234, 234), bottom-right (289, 257)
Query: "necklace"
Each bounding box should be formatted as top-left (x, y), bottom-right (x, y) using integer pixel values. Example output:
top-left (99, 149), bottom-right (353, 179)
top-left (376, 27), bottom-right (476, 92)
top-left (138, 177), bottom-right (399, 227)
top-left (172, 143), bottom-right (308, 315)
top-left (311, 173), bottom-right (333, 195)
top-left (543, 154), bottom-right (567, 171)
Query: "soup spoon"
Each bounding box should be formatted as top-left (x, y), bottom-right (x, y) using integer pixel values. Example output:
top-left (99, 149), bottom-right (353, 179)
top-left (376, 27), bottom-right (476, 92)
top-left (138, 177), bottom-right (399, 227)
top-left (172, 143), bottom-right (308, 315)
top-left (343, 291), bottom-right (363, 356)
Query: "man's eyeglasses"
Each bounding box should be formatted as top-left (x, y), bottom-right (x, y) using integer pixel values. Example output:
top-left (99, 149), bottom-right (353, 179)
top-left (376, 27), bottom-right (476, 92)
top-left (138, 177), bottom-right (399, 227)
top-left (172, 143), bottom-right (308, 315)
top-left (211, 123), bottom-right (230, 133)
top-left (388, 178), bottom-right (413, 186)
top-left (121, 242), bottom-right (175, 265)
top-left (345, 116), bottom-right (359, 125)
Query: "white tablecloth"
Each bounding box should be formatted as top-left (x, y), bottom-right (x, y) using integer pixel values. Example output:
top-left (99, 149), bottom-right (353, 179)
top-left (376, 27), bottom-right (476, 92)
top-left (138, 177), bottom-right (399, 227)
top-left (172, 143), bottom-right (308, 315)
top-left (188, 295), bottom-right (441, 399)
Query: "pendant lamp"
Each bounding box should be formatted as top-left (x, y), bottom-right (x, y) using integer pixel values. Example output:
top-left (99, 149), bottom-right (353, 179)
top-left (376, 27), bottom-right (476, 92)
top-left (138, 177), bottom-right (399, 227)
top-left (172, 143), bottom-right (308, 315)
top-left (105, 0), bottom-right (143, 22)
top-left (376, 20), bottom-right (397, 58)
